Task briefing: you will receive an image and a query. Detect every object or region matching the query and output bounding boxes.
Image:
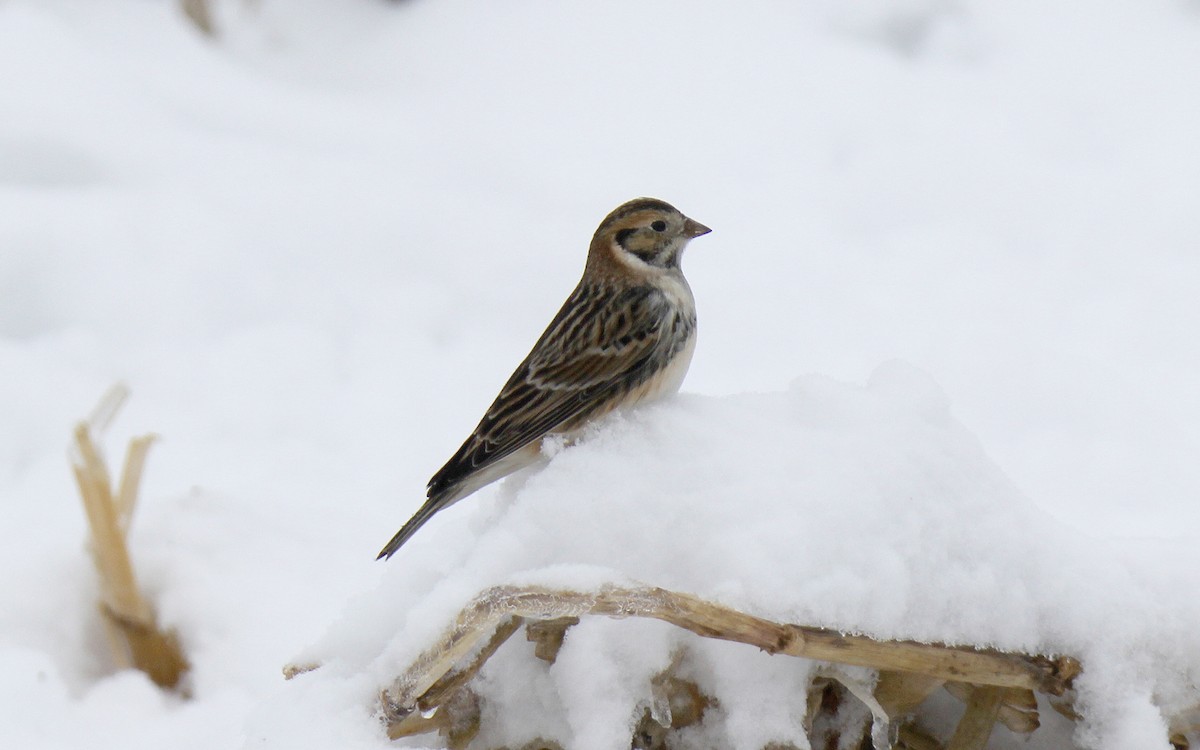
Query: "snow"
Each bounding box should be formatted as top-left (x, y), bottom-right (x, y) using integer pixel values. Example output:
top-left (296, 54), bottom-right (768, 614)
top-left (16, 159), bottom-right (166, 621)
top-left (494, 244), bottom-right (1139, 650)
top-left (2, 1), bottom-right (1199, 749)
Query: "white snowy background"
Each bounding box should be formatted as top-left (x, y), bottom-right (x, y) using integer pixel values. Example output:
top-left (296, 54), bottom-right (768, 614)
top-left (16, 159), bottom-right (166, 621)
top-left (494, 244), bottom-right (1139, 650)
top-left (2, 1), bottom-right (1199, 748)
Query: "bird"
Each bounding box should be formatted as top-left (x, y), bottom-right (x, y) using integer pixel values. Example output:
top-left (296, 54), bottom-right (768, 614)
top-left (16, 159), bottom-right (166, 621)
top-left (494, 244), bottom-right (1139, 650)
top-left (377, 197), bottom-right (711, 559)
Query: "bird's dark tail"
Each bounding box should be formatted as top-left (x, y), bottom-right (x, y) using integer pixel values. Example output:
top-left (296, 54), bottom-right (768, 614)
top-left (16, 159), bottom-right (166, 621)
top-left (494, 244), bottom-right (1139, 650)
top-left (376, 494), bottom-right (448, 560)
top-left (374, 499), bottom-right (436, 559)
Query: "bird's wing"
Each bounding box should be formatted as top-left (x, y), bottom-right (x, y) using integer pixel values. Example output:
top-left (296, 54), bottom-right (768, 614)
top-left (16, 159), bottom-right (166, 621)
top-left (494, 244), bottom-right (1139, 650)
top-left (426, 281), bottom-right (674, 497)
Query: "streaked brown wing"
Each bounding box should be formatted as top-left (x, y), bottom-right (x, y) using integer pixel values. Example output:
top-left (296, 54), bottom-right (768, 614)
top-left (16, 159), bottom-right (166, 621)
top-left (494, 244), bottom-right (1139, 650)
top-left (427, 281), bottom-right (669, 496)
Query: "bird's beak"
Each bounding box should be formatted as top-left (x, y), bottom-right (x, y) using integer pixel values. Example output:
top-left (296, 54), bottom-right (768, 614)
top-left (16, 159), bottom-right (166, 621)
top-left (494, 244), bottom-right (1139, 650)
top-left (682, 217), bottom-right (712, 238)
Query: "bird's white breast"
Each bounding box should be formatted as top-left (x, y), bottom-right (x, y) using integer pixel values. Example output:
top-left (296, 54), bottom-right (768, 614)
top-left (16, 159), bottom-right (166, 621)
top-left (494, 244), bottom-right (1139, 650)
top-left (629, 272), bottom-right (696, 405)
top-left (638, 333), bottom-right (696, 402)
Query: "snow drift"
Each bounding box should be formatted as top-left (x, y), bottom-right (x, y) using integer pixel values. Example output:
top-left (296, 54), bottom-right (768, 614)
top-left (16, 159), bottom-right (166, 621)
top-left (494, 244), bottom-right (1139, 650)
top-left (3, 1), bottom-right (1200, 749)
top-left (288, 363), bottom-right (1193, 749)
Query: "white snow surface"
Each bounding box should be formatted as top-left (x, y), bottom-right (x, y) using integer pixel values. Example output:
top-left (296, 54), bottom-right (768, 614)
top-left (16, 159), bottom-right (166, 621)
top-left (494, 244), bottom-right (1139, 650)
top-left (2, 1), bottom-right (1200, 749)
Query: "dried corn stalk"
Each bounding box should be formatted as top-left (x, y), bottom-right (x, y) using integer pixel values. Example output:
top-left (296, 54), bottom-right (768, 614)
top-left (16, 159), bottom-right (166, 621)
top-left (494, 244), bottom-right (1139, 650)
top-left (70, 384), bottom-right (188, 690)
top-left (283, 583), bottom-right (1082, 748)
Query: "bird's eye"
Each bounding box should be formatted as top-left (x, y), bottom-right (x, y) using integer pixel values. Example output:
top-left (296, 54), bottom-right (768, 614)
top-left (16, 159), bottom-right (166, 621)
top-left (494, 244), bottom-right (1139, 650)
top-left (651, 220), bottom-right (667, 232)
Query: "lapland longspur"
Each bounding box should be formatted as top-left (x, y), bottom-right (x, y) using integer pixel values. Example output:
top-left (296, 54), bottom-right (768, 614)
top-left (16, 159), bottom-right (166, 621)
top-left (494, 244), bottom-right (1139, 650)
top-left (377, 198), bottom-right (711, 559)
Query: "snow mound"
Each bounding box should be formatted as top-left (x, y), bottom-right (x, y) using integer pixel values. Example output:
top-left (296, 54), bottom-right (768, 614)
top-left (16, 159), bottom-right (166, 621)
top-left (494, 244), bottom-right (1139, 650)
top-left (285, 362), bottom-right (1194, 750)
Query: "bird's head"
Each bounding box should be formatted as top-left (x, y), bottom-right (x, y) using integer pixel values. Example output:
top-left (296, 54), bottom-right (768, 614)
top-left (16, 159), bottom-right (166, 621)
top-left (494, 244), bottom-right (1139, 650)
top-left (589, 197), bottom-right (711, 276)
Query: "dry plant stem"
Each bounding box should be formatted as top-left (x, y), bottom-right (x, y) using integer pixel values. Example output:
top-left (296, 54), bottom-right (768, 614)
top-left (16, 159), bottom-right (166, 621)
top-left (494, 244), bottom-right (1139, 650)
top-left (87, 382), bottom-right (130, 433)
top-left (386, 711), bottom-right (443, 741)
top-left (386, 616), bottom-right (523, 738)
top-left (946, 685), bottom-right (1004, 750)
top-left (380, 584), bottom-right (1079, 726)
top-left (526, 616), bottom-right (579, 664)
top-left (115, 434), bottom-right (157, 533)
top-left (71, 395), bottom-right (188, 691)
top-left (945, 681), bottom-right (1039, 734)
top-left (416, 616), bottom-right (523, 714)
top-left (897, 722), bottom-right (946, 750)
top-left (100, 603), bottom-right (190, 688)
top-left (874, 671), bottom-right (945, 716)
top-left (283, 662), bottom-right (320, 680)
top-left (1049, 692), bottom-right (1082, 722)
top-left (73, 427), bottom-right (152, 625)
